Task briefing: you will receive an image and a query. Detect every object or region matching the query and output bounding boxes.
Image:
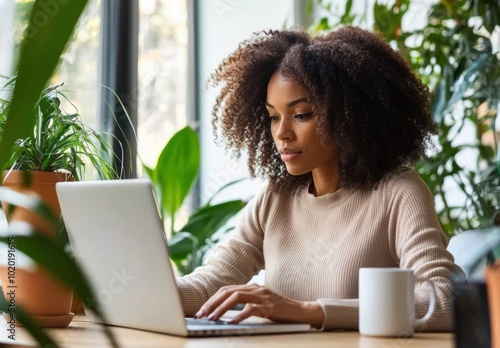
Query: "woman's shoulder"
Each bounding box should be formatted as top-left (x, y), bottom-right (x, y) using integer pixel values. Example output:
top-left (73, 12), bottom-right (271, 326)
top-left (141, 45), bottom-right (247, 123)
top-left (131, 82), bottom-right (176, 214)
top-left (246, 182), bottom-right (307, 217)
top-left (251, 182), bottom-right (296, 204)
top-left (382, 167), bottom-right (425, 185)
top-left (379, 167), bottom-right (432, 197)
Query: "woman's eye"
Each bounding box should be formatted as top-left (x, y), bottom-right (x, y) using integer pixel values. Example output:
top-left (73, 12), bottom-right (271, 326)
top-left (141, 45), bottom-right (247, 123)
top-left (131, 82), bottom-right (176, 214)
top-left (269, 116), bottom-right (279, 122)
top-left (295, 113), bottom-right (313, 120)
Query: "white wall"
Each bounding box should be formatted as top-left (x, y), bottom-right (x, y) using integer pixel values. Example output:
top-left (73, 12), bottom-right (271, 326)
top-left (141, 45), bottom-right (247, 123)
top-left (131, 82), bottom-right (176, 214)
top-left (0, 0), bottom-right (14, 76)
top-left (197, 0), bottom-right (295, 206)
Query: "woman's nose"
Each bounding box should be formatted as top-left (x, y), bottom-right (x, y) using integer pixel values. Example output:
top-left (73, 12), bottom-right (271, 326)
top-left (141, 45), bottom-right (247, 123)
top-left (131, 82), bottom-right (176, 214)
top-left (275, 119), bottom-right (293, 140)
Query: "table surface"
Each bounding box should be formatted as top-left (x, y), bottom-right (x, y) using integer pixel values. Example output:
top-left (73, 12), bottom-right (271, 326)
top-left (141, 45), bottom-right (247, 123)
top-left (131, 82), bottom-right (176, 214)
top-left (0, 315), bottom-right (454, 348)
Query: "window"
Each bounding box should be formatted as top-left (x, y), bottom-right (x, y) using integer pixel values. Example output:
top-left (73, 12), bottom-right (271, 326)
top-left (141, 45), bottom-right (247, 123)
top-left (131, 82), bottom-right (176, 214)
top-left (137, 0), bottom-right (188, 172)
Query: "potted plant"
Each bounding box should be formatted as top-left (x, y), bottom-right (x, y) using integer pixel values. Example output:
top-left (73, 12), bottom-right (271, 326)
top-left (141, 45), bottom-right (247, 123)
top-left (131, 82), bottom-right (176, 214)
top-left (144, 126), bottom-right (248, 275)
top-left (0, 73), bottom-right (120, 328)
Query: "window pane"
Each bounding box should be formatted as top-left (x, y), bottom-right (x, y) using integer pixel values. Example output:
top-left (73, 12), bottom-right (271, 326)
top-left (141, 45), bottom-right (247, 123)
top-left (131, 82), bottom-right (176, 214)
top-left (137, 0), bottom-right (188, 172)
top-left (55, 0), bottom-right (101, 132)
top-left (8, 0), bottom-right (101, 136)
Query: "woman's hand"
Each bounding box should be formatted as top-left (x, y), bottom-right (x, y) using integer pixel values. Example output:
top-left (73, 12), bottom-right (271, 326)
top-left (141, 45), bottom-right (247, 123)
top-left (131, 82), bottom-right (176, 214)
top-left (194, 283), bottom-right (325, 328)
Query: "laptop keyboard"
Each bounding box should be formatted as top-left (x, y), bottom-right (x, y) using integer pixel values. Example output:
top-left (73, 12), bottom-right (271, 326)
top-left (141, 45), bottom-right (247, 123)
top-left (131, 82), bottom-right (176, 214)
top-left (185, 317), bottom-right (233, 326)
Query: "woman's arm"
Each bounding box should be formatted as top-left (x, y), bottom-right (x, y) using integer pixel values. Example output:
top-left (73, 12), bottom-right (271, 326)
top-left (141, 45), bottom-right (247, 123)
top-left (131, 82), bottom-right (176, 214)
top-left (386, 169), bottom-right (465, 331)
top-left (176, 188), bottom-right (267, 315)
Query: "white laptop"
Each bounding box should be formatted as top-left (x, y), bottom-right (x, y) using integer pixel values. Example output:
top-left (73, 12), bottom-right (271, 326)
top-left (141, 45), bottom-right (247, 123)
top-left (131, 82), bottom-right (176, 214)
top-left (55, 179), bottom-right (311, 337)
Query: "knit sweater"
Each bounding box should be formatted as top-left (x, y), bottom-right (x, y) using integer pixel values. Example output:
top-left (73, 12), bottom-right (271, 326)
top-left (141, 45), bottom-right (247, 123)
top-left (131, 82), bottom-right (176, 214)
top-left (176, 168), bottom-right (464, 331)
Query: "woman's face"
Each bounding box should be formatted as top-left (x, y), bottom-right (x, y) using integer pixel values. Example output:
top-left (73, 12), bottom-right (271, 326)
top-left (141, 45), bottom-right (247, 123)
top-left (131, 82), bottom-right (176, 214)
top-left (266, 71), bottom-right (337, 177)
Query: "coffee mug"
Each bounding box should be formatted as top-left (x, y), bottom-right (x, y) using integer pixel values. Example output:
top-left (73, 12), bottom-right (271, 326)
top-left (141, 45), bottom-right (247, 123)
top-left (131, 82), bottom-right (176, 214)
top-left (359, 268), bottom-right (436, 337)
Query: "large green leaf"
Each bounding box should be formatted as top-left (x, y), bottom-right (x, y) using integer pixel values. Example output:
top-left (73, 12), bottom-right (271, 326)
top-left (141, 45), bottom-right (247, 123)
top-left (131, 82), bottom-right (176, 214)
top-left (168, 232), bottom-right (198, 262)
top-left (154, 126), bottom-right (200, 220)
top-left (0, 292), bottom-right (57, 346)
top-left (0, 186), bottom-right (58, 226)
top-left (168, 200), bottom-right (246, 274)
top-left (0, 0), bottom-right (88, 171)
top-left (179, 200), bottom-right (246, 246)
top-left (0, 231), bottom-right (118, 348)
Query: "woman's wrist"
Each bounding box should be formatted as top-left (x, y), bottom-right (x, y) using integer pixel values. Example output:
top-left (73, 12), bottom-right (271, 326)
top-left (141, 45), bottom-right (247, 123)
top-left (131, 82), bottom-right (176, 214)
top-left (274, 299), bottom-right (324, 328)
top-left (299, 301), bottom-right (325, 329)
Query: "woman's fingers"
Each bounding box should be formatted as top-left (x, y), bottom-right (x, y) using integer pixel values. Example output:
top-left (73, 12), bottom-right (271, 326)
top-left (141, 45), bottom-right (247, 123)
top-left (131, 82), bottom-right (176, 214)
top-left (196, 284), bottom-right (275, 321)
top-left (228, 303), bottom-right (272, 323)
top-left (207, 289), bottom-right (268, 320)
top-left (195, 284), bottom-right (321, 327)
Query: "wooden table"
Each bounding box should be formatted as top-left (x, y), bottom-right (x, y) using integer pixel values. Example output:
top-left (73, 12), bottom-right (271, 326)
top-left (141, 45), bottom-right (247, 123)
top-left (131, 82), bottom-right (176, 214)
top-left (0, 315), bottom-right (454, 348)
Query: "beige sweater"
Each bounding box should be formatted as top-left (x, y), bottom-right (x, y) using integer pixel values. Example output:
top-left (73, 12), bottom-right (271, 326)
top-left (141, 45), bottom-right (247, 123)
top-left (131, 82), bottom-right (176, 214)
top-left (176, 168), bottom-right (463, 331)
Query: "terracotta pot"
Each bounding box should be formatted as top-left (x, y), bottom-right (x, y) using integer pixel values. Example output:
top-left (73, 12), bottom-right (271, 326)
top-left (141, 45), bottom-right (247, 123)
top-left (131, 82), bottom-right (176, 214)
top-left (0, 267), bottom-right (74, 327)
top-left (0, 170), bottom-right (74, 327)
top-left (1, 170), bottom-right (72, 235)
top-left (486, 262), bottom-right (500, 348)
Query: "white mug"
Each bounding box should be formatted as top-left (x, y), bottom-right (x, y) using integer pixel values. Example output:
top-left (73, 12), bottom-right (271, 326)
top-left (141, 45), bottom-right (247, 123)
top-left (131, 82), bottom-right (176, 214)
top-left (359, 268), bottom-right (436, 337)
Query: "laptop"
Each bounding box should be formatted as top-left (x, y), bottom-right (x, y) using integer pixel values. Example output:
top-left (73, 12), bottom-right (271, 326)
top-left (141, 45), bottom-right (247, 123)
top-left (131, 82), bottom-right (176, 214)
top-left (55, 179), bottom-right (311, 337)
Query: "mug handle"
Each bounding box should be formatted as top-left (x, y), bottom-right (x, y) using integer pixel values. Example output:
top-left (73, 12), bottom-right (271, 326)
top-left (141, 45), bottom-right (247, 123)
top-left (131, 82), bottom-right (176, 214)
top-left (414, 275), bottom-right (436, 325)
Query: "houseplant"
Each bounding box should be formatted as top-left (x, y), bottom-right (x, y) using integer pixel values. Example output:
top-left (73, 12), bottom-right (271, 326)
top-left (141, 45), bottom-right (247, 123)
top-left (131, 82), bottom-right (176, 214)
top-left (0, 73), bottom-right (121, 327)
top-left (0, 75), bottom-right (119, 180)
top-left (144, 126), bottom-right (248, 275)
top-left (0, 0), bottom-right (118, 346)
top-left (308, 0), bottom-right (500, 236)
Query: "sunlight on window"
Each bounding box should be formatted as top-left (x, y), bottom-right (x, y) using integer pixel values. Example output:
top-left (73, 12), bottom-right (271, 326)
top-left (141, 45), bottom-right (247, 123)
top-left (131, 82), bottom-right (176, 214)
top-left (137, 0), bottom-right (188, 172)
top-left (8, 0), bottom-right (189, 179)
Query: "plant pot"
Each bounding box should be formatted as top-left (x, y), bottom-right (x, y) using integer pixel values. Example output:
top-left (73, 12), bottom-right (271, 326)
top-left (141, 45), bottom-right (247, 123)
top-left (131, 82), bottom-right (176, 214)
top-left (0, 267), bottom-right (74, 327)
top-left (486, 262), bottom-right (500, 348)
top-left (1, 170), bottom-right (72, 234)
top-left (0, 170), bottom-right (74, 327)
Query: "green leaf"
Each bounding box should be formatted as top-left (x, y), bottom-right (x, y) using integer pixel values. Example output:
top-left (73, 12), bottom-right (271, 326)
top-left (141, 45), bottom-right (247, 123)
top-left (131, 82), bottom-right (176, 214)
top-left (306, 0), bottom-right (314, 14)
top-left (154, 126), bottom-right (200, 220)
top-left (168, 200), bottom-right (247, 274)
top-left (340, 0), bottom-right (354, 24)
top-left (0, 291), bottom-right (58, 346)
top-left (0, 230), bottom-right (118, 348)
top-left (444, 52), bottom-right (491, 112)
top-left (180, 200), bottom-right (247, 244)
top-left (0, 0), bottom-right (88, 172)
top-left (432, 75), bottom-right (449, 123)
top-left (143, 165), bottom-right (154, 180)
top-left (478, 144), bottom-right (495, 160)
top-left (0, 186), bottom-right (58, 226)
top-left (168, 232), bottom-right (199, 262)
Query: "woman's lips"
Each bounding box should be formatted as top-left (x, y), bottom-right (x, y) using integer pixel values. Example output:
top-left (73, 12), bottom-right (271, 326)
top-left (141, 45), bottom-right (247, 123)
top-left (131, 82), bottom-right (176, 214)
top-left (280, 151), bottom-right (302, 161)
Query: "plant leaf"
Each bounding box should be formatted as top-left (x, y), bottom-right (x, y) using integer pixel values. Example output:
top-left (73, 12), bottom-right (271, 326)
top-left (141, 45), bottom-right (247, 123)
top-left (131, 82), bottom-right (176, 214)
top-left (180, 200), bottom-right (247, 245)
top-left (0, 0), bottom-right (88, 172)
top-left (0, 186), bottom-right (58, 226)
top-left (0, 229), bottom-right (118, 348)
top-left (444, 52), bottom-right (491, 113)
top-left (168, 232), bottom-right (198, 262)
top-left (0, 291), bottom-right (58, 346)
top-left (154, 126), bottom-right (200, 220)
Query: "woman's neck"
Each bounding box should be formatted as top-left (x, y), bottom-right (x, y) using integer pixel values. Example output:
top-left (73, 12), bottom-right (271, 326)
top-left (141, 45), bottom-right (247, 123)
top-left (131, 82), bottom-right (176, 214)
top-left (310, 169), bottom-right (340, 196)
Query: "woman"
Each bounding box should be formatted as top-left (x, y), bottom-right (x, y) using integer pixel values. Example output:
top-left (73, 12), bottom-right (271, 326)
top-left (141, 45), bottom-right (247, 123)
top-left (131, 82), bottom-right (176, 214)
top-left (176, 25), bottom-right (463, 331)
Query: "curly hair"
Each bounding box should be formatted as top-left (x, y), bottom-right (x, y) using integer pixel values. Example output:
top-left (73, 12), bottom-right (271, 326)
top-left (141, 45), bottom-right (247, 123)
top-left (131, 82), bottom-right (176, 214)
top-left (209, 26), bottom-right (436, 193)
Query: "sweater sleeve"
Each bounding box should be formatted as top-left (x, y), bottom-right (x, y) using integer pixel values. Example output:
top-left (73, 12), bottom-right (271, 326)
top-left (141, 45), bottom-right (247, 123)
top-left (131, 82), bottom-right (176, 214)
top-left (176, 188), bottom-right (266, 316)
top-left (385, 169), bottom-right (464, 331)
